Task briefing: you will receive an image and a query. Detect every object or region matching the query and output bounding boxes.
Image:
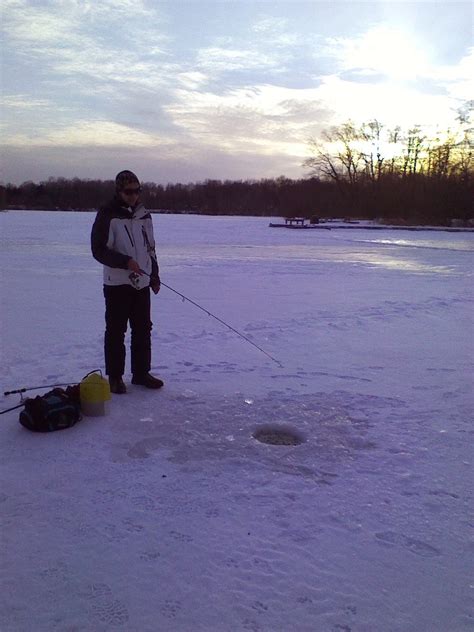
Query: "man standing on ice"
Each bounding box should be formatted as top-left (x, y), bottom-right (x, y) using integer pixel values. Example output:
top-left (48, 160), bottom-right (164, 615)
top-left (91, 170), bottom-right (163, 394)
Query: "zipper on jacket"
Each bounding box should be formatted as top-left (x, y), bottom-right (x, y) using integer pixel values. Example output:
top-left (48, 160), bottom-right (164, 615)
top-left (124, 225), bottom-right (134, 248)
top-left (142, 226), bottom-right (152, 252)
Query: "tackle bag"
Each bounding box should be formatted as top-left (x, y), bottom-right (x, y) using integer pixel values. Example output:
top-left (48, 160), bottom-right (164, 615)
top-left (19, 386), bottom-right (81, 432)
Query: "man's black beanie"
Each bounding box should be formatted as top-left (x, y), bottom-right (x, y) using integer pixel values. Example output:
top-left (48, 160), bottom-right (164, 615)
top-left (115, 170), bottom-right (140, 190)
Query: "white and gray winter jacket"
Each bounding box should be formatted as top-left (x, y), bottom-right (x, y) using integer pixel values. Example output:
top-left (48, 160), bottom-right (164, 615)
top-left (91, 197), bottom-right (159, 290)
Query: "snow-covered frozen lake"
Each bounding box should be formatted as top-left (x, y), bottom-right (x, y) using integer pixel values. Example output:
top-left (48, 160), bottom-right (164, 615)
top-left (1, 211), bottom-right (473, 631)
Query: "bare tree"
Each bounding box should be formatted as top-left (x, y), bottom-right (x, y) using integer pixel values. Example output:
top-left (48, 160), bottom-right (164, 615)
top-left (359, 119), bottom-right (385, 183)
top-left (401, 126), bottom-right (426, 176)
top-left (454, 100), bottom-right (473, 182)
top-left (304, 121), bottom-right (363, 187)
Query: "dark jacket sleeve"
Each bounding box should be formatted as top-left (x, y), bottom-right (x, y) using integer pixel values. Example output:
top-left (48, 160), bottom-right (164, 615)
top-left (91, 208), bottom-right (131, 269)
top-left (150, 256), bottom-right (159, 282)
top-left (145, 217), bottom-right (160, 282)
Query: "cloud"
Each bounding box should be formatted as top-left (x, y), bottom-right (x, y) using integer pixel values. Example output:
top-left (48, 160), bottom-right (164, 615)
top-left (313, 75), bottom-right (459, 130)
top-left (196, 47), bottom-right (278, 74)
top-left (194, 14), bottom-right (302, 80)
top-left (2, 142), bottom-right (305, 185)
top-left (1, 3), bottom-right (472, 185)
top-left (2, 0), bottom-right (171, 89)
top-left (252, 15), bottom-right (298, 47)
top-left (165, 84), bottom-right (329, 157)
top-left (3, 120), bottom-right (166, 147)
top-left (322, 24), bottom-right (472, 106)
top-left (324, 25), bottom-right (431, 81)
top-left (3, 2), bottom-right (75, 43)
top-left (0, 95), bottom-right (53, 109)
top-left (429, 47), bottom-right (474, 101)
top-left (175, 71), bottom-right (209, 90)
top-left (252, 16), bottom-right (288, 34)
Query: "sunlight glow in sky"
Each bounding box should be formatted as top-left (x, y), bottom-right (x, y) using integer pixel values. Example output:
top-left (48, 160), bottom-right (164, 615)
top-left (329, 25), bottom-right (431, 80)
top-left (1, 0), bottom-right (472, 184)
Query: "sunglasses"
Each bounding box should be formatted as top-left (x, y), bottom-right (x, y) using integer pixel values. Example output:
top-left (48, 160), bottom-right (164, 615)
top-left (122, 187), bottom-right (141, 195)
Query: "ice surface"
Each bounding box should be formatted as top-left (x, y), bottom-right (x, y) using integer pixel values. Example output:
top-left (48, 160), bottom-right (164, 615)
top-left (0, 211), bottom-right (473, 631)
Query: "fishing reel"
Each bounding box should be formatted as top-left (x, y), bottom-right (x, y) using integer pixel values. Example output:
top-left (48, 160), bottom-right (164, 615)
top-left (129, 272), bottom-right (142, 289)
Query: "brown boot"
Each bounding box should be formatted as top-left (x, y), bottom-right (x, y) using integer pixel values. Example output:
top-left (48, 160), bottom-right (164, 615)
top-left (131, 373), bottom-right (164, 389)
top-left (109, 376), bottom-right (127, 394)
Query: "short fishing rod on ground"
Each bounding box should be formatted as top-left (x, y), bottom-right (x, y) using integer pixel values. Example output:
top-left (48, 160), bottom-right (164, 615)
top-left (1, 383), bottom-right (74, 415)
top-left (4, 384), bottom-right (73, 397)
top-left (1, 371), bottom-right (102, 415)
top-left (136, 272), bottom-right (282, 368)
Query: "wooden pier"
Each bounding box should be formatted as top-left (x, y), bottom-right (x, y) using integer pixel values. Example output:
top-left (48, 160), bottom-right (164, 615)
top-left (269, 221), bottom-right (474, 233)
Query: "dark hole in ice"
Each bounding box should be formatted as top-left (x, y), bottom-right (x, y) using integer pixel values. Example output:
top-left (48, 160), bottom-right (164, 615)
top-left (253, 425), bottom-right (305, 446)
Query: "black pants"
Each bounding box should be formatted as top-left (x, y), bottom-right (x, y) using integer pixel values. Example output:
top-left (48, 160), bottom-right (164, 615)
top-left (103, 285), bottom-right (152, 378)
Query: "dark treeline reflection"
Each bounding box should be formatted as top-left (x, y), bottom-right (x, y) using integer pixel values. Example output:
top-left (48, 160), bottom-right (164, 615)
top-left (2, 116), bottom-right (473, 226)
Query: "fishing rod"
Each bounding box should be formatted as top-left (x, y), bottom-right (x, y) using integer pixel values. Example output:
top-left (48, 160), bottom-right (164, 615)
top-left (1, 402), bottom-right (27, 415)
top-left (1, 371), bottom-right (101, 415)
top-left (162, 282), bottom-right (282, 367)
top-left (134, 271), bottom-right (282, 367)
top-left (1, 383), bottom-right (73, 416)
top-left (4, 383), bottom-right (73, 397)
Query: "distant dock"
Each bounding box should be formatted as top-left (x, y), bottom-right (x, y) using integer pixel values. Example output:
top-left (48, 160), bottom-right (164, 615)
top-left (269, 219), bottom-right (474, 233)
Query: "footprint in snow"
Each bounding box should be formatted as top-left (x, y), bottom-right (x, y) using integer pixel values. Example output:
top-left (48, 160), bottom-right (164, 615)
top-left (131, 495), bottom-right (156, 511)
top-left (139, 551), bottom-right (161, 562)
top-left (375, 531), bottom-right (441, 557)
top-left (127, 437), bottom-right (162, 459)
top-left (84, 583), bottom-right (129, 627)
top-left (161, 599), bottom-right (182, 619)
top-left (169, 530), bottom-right (193, 543)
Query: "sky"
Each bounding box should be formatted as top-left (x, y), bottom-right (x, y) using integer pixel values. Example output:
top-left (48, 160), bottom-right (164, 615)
top-left (1, 0), bottom-right (473, 185)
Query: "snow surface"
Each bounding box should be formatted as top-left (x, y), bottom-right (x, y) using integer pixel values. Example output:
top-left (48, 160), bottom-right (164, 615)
top-left (1, 211), bottom-right (473, 632)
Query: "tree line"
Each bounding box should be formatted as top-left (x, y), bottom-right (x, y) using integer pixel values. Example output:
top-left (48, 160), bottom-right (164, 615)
top-left (2, 176), bottom-right (333, 217)
top-left (2, 111), bottom-right (472, 225)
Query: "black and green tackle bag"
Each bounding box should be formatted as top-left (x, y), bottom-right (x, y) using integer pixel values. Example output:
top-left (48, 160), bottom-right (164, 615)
top-left (19, 386), bottom-right (81, 432)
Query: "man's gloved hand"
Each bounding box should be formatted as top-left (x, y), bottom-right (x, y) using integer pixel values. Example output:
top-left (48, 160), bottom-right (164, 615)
top-left (127, 258), bottom-right (143, 274)
top-left (150, 276), bottom-right (161, 294)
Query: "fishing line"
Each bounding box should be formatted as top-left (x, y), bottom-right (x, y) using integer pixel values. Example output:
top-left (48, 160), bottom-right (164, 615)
top-left (161, 282), bottom-right (282, 367)
top-left (135, 270), bottom-right (282, 367)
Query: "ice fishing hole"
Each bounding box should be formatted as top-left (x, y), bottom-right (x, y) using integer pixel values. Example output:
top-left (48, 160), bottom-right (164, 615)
top-left (252, 425), bottom-right (305, 446)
